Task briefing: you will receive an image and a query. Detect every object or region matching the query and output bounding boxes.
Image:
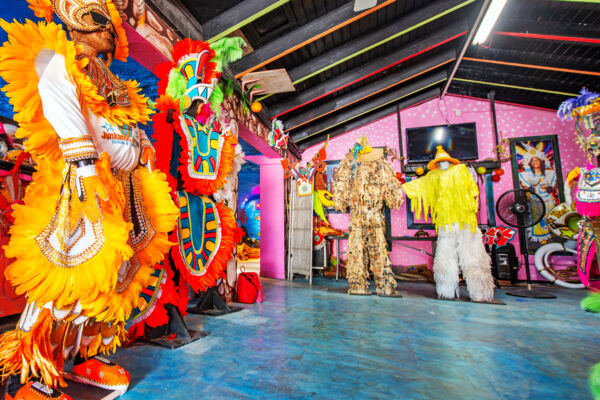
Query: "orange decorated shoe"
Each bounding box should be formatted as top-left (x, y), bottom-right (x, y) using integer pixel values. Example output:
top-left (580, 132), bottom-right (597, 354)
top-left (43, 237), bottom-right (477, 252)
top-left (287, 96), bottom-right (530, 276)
top-left (5, 381), bottom-right (72, 400)
top-left (70, 356), bottom-right (129, 396)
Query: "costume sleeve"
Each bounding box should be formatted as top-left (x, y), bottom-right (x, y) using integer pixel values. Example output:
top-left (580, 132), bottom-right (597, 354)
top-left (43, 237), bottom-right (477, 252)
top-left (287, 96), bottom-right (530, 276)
top-left (460, 165), bottom-right (479, 212)
top-left (332, 157), bottom-right (352, 212)
top-left (402, 173), bottom-right (435, 221)
top-left (381, 160), bottom-right (404, 209)
top-left (36, 51), bottom-right (98, 162)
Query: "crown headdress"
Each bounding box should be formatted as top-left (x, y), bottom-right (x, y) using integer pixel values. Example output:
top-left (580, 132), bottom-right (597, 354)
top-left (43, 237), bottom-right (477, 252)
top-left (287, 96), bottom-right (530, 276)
top-left (27, 0), bottom-right (128, 61)
top-left (558, 88), bottom-right (600, 161)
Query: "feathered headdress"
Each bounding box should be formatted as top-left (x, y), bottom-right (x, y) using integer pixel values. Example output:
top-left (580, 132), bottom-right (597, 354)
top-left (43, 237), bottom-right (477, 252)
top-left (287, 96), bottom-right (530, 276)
top-left (26, 0), bottom-right (128, 61)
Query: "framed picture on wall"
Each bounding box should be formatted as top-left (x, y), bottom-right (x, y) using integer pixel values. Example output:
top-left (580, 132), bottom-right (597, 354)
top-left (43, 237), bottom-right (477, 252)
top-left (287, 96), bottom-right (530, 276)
top-left (509, 135), bottom-right (564, 252)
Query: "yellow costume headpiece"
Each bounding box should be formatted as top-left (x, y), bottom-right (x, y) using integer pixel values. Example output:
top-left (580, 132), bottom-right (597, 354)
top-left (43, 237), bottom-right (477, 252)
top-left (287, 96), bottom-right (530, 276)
top-left (27, 0), bottom-right (129, 61)
top-left (427, 145), bottom-right (459, 170)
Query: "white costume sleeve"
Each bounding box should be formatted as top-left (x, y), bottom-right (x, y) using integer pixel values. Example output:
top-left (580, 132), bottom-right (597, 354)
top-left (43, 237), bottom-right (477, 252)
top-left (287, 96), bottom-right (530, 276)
top-left (36, 50), bottom-right (98, 162)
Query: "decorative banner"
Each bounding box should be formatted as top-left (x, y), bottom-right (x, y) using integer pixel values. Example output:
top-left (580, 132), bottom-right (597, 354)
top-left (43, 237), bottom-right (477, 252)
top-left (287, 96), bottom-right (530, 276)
top-left (281, 142), bottom-right (327, 197)
top-left (268, 119), bottom-right (288, 149)
top-left (484, 226), bottom-right (516, 247)
top-left (173, 191), bottom-right (242, 292)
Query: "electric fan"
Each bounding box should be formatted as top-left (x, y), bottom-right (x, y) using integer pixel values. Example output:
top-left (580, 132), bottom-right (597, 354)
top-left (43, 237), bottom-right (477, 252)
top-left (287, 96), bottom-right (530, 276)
top-left (496, 188), bottom-right (556, 298)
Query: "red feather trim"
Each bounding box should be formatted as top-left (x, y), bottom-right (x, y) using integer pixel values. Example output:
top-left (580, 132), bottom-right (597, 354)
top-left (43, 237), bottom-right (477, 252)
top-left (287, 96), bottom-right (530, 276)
top-left (152, 95), bottom-right (179, 194)
top-left (171, 201), bottom-right (243, 292)
top-left (156, 39), bottom-right (220, 96)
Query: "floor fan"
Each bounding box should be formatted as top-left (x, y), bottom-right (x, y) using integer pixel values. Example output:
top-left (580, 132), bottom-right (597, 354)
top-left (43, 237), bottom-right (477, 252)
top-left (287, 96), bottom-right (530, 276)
top-left (495, 188), bottom-right (556, 298)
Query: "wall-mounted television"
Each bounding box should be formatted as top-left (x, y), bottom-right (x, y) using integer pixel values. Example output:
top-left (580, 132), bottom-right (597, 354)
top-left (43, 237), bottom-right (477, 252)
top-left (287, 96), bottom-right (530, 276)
top-left (405, 122), bottom-right (478, 163)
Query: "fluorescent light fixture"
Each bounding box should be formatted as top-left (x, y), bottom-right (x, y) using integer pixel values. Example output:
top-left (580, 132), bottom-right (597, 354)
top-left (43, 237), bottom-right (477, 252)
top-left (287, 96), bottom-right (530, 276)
top-left (473, 0), bottom-right (508, 45)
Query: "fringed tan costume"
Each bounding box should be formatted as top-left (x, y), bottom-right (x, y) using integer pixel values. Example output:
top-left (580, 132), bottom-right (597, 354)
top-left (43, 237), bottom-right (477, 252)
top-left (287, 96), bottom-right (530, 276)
top-left (0, 0), bottom-right (179, 396)
top-left (332, 139), bottom-right (404, 295)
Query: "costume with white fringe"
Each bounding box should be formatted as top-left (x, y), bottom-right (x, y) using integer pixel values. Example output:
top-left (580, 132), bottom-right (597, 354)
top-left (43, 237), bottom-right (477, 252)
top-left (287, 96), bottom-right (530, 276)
top-left (0, 0), bottom-right (179, 393)
top-left (332, 137), bottom-right (404, 296)
top-left (403, 146), bottom-right (495, 302)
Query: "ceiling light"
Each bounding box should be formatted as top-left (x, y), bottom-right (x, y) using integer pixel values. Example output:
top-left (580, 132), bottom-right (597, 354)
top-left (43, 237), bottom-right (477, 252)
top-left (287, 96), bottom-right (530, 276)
top-left (354, 0), bottom-right (377, 12)
top-left (472, 0), bottom-right (508, 45)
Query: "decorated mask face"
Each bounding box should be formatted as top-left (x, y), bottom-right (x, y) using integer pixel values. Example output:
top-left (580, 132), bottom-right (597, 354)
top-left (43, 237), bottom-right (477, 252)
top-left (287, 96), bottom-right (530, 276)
top-left (438, 161), bottom-right (450, 171)
top-left (586, 135), bottom-right (600, 158)
top-left (175, 51), bottom-right (218, 112)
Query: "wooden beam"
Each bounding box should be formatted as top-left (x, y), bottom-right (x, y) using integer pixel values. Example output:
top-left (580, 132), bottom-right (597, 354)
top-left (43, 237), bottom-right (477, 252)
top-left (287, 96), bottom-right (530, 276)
top-left (441, 0), bottom-right (489, 98)
top-left (268, 22), bottom-right (468, 118)
top-left (146, 0), bottom-right (202, 40)
top-left (453, 78), bottom-right (577, 97)
top-left (297, 89), bottom-right (440, 150)
top-left (463, 57), bottom-right (600, 77)
top-left (292, 71), bottom-right (447, 142)
top-left (283, 49), bottom-right (456, 131)
top-left (467, 47), bottom-right (600, 72)
top-left (285, 0), bottom-right (476, 86)
top-left (456, 63), bottom-right (583, 94)
top-left (493, 31), bottom-right (600, 45)
top-left (202, 0), bottom-right (291, 43)
top-left (231, 0), bottom-right (397, 78)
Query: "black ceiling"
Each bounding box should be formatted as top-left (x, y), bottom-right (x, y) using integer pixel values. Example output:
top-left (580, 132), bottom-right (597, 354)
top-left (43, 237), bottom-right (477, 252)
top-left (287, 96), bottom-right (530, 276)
top-left (170, 0), bottom-right (600, 150)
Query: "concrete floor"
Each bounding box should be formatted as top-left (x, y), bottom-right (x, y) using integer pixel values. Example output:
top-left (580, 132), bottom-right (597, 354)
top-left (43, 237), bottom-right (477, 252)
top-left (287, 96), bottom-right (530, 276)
top-left (99, 278), bottom-right (600, 400)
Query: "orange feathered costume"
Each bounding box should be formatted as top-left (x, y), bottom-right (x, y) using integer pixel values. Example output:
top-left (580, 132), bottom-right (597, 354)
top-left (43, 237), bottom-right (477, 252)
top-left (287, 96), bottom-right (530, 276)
top-left (0, 0), bottom-right (179, 389)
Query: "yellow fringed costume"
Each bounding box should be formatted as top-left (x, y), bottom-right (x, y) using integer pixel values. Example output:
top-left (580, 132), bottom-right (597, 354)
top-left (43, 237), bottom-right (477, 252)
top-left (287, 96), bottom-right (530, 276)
top-left (403, 146), bottom-right (494, 302)
top-left (0, 1), bottom-right (179, 392)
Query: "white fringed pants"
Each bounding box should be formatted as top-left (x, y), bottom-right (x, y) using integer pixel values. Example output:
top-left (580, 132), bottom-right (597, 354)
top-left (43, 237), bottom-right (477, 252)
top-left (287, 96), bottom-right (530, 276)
top-left (433, 224), bottom-right (495, 302)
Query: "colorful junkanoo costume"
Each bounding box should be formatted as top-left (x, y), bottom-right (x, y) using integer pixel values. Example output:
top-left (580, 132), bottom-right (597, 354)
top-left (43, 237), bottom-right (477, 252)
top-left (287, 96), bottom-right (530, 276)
top-left (403, 146), bottom-right (495, 302)
top-left (127, 39), bottom-right (245, 339)
top-left (0, 0), bottom-right (179, 396)
top-left (558, 89), bottom-right (600, 290)
top-left (332, 137), bottom-right (404, 296)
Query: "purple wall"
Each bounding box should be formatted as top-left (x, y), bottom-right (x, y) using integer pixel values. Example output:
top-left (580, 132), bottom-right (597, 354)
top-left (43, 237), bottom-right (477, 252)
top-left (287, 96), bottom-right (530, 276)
top-left (302, 94), bottom-right (586, 280)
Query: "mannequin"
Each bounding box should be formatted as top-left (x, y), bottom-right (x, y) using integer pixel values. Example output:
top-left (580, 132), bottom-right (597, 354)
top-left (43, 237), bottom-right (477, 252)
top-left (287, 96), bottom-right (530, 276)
top-left (0, 1), bottom-right (179, 398)
top-left (332, 137), bottom-right (404, 296)
top-left (403, 146), bottom-right (495, 302)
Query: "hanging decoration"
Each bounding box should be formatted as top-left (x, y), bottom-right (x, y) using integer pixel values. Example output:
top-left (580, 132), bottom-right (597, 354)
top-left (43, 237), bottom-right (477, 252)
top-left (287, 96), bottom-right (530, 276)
top-left (268, 119), bottom-right (289, 149)
top-left (281, 142), bottom-right (327, 196)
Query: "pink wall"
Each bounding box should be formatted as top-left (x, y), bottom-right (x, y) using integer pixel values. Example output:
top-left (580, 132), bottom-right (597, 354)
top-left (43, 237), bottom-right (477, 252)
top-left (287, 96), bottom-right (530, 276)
top-left (302, 94), bottom-right (585, 280)
top-left (244, 156), bottom-right (286, 279)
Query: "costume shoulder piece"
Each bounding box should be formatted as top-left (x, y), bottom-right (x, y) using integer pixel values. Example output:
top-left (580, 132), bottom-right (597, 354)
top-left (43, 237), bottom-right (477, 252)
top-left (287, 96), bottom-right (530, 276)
top-left (0, 19), bottom-right (151, 162)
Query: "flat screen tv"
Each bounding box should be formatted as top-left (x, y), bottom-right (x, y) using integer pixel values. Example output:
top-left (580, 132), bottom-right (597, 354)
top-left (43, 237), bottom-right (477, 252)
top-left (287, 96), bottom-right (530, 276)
top-left (405, 122), bottom-right (478, 163)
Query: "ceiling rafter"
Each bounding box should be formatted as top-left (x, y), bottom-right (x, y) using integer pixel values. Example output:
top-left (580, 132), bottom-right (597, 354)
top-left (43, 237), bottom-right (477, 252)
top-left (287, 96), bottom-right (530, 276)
top-left (297, 89), bottom-right (440, 150)
top-left (256, 0), bottom-right (476, 103)
top-left (202, 0), bottom-right (291, 43)
top-left (268, 23), bottom-right (468, 119)
top-left (292, 70), bottom-right (448, 142)
top-left (441, 0), bottom-right (489, 97)
top-left (453, 78), bottom-right (578, 97)
top-left (284, 49), bottom-right (456, 132)
top-left (463, 57), bottom-right (600, 77)
top-left (231, 0), bottom-right (397, 78)
top-left (493, 31), bottom-right (600, 45)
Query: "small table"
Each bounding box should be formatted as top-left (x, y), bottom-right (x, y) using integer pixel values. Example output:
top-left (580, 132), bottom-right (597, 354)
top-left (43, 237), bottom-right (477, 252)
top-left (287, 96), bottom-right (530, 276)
top-left (325, 235), bottom-right (348, 280)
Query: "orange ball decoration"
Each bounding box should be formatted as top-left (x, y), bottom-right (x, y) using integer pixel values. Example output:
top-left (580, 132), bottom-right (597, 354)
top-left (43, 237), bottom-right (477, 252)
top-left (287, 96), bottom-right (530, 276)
top-left (416, 167), bottom-right (425, 176)
top-left (495, 168), bottom-right (505, 176)
top-left (250, 101), bottom-right (262, 113)
top-left (491, 175), bottom-right (501, 182)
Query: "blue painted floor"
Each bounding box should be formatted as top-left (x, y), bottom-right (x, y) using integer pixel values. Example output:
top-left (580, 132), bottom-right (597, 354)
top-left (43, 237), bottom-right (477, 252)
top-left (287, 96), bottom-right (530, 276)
top-left (102, 278), bottom-right (599, 399)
